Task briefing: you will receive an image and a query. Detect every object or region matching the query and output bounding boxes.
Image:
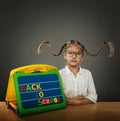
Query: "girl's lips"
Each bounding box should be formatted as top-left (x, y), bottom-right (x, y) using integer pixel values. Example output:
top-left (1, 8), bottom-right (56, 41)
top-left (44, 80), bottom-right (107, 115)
top-left (70, 60), bottom-right (77, 62)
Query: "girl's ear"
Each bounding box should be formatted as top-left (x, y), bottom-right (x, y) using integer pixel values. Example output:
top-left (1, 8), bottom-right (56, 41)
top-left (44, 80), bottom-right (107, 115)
top-left (81, 56), bottom-right (83, 62)
top-left (64, 52), bottom-right (67, 60)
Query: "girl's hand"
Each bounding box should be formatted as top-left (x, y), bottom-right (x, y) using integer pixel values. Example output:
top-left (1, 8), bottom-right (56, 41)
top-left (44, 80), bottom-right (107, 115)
top-left (66, 95), bottom-right (92, 106)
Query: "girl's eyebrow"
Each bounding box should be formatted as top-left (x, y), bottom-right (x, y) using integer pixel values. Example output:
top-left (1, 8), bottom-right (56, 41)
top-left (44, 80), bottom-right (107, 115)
top-left (67, 50), bottom-right (81, 52)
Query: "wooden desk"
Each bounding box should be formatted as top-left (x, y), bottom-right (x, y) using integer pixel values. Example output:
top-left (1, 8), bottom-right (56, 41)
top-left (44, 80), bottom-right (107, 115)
top-left (0, 102), bottom-right (120, 121)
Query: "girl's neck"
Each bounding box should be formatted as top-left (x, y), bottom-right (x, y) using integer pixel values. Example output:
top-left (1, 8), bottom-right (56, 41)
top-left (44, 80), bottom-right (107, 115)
top-left (68, 65), bottom-right (80, 77)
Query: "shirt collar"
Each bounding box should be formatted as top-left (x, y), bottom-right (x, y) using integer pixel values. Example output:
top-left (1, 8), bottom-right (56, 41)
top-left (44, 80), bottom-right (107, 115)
top-left (65, 65), bottom-right (83, 75)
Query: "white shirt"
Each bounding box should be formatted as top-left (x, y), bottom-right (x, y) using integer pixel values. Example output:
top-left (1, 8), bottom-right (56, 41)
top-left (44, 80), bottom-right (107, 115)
top-left (59, 66), bottom-right (97, 103)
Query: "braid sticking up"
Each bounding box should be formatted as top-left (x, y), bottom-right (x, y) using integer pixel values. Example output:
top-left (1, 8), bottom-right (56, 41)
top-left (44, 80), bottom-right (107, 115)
top-left (37, 40), bottom-right (115, 58)
top-left (37, 41), bottom-right (67, 56)
top-left (83, 41), bottom-right (115, 57)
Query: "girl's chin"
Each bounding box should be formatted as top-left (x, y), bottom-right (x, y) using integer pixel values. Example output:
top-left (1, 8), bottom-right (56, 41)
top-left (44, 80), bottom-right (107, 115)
top-left (69, 63), bottom-right (78, 67)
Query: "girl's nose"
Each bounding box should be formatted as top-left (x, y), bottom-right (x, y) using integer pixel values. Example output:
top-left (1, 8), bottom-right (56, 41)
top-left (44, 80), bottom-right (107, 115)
top-left (72, 53), bottom-right (77, 58)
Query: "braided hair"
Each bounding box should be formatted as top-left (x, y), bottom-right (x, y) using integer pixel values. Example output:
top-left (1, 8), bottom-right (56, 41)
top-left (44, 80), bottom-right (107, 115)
top-left (37, 40), bottom-right (115, 58)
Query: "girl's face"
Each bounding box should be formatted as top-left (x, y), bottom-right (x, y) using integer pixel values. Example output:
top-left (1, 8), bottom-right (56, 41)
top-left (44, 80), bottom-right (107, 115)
top-left (64, 45), bottom-right (83, 67)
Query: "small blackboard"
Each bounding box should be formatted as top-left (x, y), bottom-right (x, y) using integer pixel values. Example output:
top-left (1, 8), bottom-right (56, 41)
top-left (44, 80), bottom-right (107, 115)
top-left (6, 64), bottom-right (66, 116)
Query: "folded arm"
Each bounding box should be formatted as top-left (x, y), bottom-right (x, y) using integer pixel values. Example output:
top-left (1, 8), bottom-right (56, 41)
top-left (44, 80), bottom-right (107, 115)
top-left (66, 95), bottom-right (93, 106)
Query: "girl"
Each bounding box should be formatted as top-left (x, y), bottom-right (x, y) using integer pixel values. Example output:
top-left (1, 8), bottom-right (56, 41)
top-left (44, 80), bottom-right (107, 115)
top-left (37, 40), bottom-right (114, 105)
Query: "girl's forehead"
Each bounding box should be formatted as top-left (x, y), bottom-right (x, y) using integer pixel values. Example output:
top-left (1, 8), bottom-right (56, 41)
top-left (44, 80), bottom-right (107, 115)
top-left (67, 45), bottom-right (82, 50)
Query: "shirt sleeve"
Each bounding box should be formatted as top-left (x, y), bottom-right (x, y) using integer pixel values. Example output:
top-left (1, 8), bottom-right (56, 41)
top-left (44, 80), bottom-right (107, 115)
top-left (86, 71), bottom-right (98, 103)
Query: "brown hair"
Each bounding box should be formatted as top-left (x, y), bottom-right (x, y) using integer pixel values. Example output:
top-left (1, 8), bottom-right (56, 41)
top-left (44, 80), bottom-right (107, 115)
top-left (37, 40), bottom-right (115, 58)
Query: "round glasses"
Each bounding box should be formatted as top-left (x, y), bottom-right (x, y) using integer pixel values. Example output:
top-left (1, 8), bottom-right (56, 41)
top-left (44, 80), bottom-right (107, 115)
top-left (66, 51), bottom-right (82, 57)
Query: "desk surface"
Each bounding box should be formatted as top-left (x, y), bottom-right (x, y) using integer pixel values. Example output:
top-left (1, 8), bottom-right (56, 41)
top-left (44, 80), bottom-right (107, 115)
top-left (0, 102), bottom-right (120, 121)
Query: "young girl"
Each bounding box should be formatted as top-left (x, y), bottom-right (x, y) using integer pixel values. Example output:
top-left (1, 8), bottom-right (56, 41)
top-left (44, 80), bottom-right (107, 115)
top-left (37, 40), bottom-right (115, 105)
